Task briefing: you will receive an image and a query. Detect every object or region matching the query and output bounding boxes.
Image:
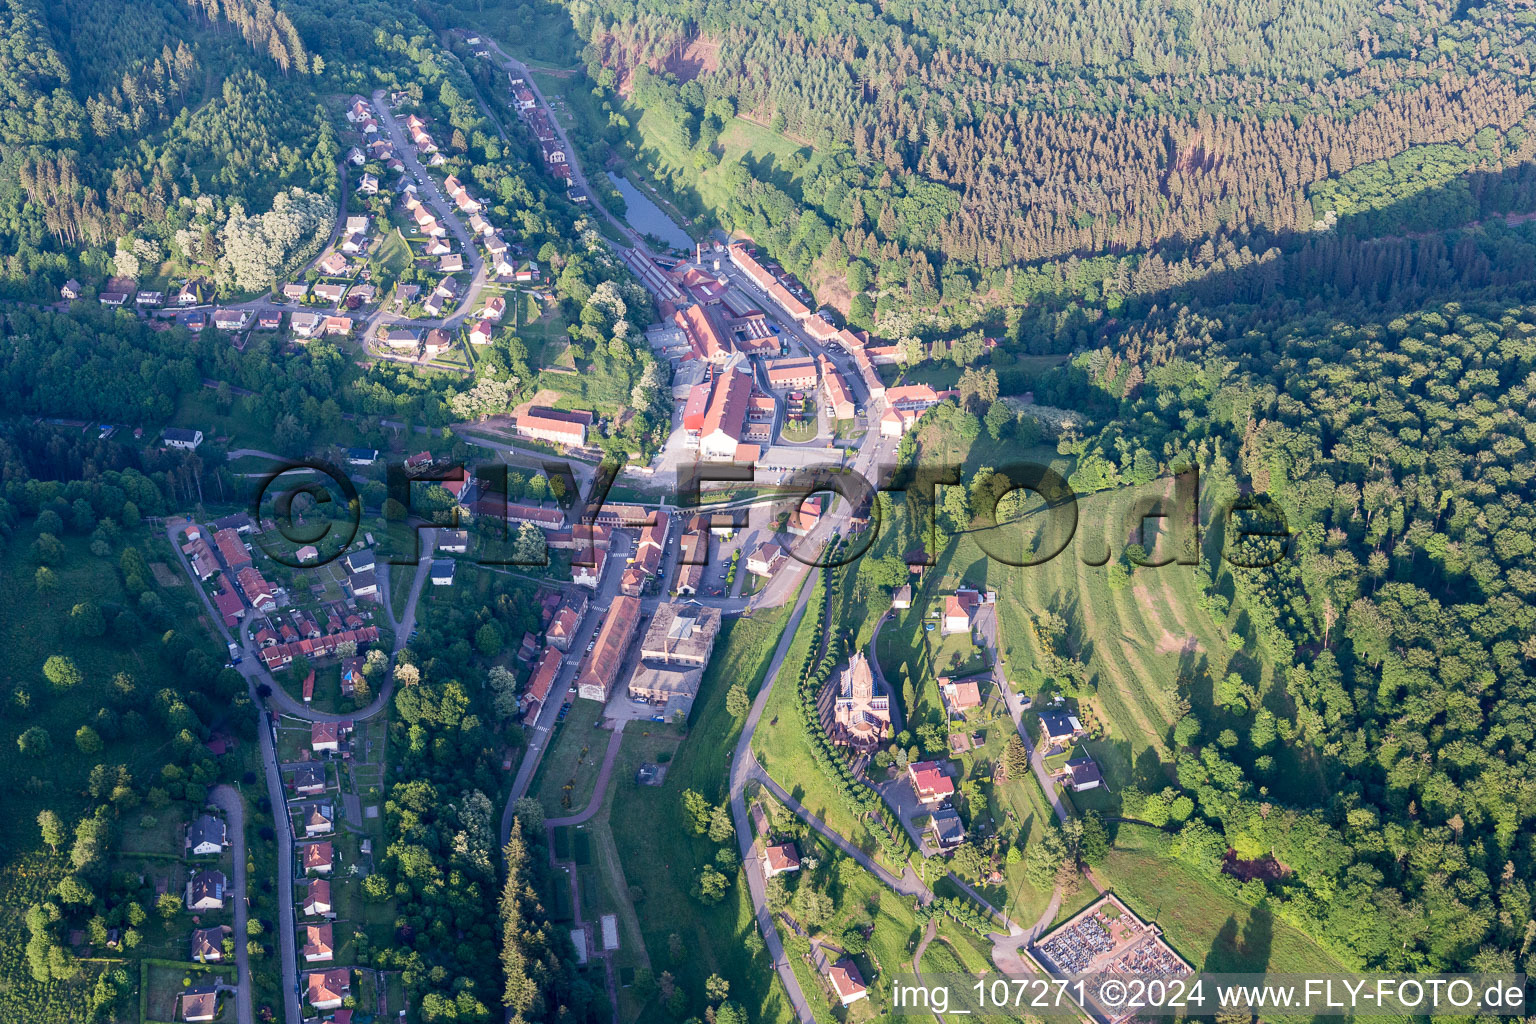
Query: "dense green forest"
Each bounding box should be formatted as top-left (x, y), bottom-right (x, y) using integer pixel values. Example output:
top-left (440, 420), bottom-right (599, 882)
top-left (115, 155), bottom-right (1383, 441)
top-left (569, 0), bottom-right (1536, 338)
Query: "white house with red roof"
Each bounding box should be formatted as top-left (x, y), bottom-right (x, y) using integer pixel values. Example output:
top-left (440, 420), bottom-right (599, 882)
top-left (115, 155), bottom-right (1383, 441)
top-left (762, 843), bottom-right (801, 877)
top-left (908, 760), bottom-right (956, 804)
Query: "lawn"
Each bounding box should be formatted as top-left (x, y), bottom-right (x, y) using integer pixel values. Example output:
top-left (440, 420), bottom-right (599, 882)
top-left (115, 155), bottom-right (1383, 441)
top-left (370, 227), bottom-right (413, 288)
top-left (781, 400), bottom-right (818, 443)
top-left (931, 628), bottom-right (987, 678)
top-left (527, 698), bottom-right (608, 819)
top-left (144, 961), bottom-right (234, 1024)
top-left (602, 607), bottom-right (799, 1024)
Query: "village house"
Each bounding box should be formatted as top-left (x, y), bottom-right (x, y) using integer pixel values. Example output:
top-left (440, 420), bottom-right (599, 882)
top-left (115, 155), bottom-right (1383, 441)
top-left (256, 312), bottom-right (281, 330)
top-left (313, 282), bottom-right (347, 304)
top-left (189, 927), bottom-right (225, 963)
top-left (908, 761), bottom-right (957, 804)
top-left (477, 295), bottom-right (506, 321)
top-left (174, 280), bottom-right (202, 306)
top-left (468, 319), bottom-right (493, 345)
top-left (303, 878), bottom-right (332, 916)
top-left (941, 677), bottom-right (983, 713)
top-left (98, 290), bottom-right (129, 306)
top-left (430, 559), bottom-right (456, 586)
top-left (340, 657), bottom-right (363, 696)
top-left (136, 290), bottom-right (164, 307)
top-left (674, 529), bottom-right (707, 596)
top-left (316, 252), bottom-right (349, 276)
top-left (943, 588), bottom-right (981, 634)
top-left (292, 764), bottom-right (326, 796)
top-left (789, 495), bottom-right (823, 537)
top-left (746, 542), bottom-right (784, 578)
top-left (629, 518), bottom-right (670, 587)
top-left (827, 960), bottom-right (868, 1007)
top-left (355, 172), bottom-right (378, 194)
top-left (212, 308), bottom-right (247, 331)
top-left (186, 814), bottom-right (227, 856)
top-left (213, 527), bottom-right (251, 570)
top-left (236, 566), bottom-right (278, 613)
top-left (311, 720), bottom-right (352, 753)
top-left (186, 870), bottom-right (226, 911)
top-left (346, 146), bottom-right (365, 166)
top-left (212, 579), bottom-right (244, 628)
top-left (306, 969), bottom-right (350, 1010)
top-left (303, 923), bottom-right (335, 962)
top-left (424, 328), bottom-right (451, 357)
top-left (1038, 710), bottom-right (1087, 753)
top-left (762, 842), bottom-right (801, 877)
top-left (60, 278), bottom-right (82, 300)
top-left (928, 806), bottom-right (965, 851)
top-left (438, 252), bottom-right (465, 273)
top-left (163, 427), bottom-right (204, 451)
top-left (545, 605), bottom-right (583, 652)
top-left (819, 356), bottom-right (856, 420)
top-left (182, 536), bottom-right (218, 580)
top-left (892, 584), bottom-right (913, 609)
top-left (341, 232), bottom-right (368, 255)
top-left (521, 647), bottom-right (562, 726)
top-left (380, 328), bottom-right (420, 350)
top-left (422, 236), bottom-right (451, 257)
top-left (302, 802), bottom-right (334, 837)
top-left (180, 986), bottom-right (219, 1022)
top-left (765, 357), bottom-right (819, 391)
top-left (290, 311), bottom-right (323, 338)
top-left (1058, 754), bottom-right (1104, 793)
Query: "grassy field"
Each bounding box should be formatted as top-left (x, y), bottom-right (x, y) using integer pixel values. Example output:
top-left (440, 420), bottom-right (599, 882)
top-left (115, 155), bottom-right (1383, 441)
top-left (527, 698), bottom-right (607, 819)
top-left (602, 608), bottom-right (798, 1024)
top-left (750, 576), bottom-right (900, 870)
top-left (1099, 825), bottom-right (1352, 976)
top-left (370, 227), bottom-right (413, 288)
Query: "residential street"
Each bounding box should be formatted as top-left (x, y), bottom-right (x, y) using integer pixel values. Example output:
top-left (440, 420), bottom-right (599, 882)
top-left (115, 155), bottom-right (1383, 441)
top-left (209, 785), bottom-right (253, 1024)
top-left (162, 516), bottom-right (434, 1024)
top-left (472, 34), bottom-right (660, 261)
